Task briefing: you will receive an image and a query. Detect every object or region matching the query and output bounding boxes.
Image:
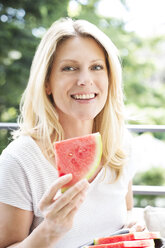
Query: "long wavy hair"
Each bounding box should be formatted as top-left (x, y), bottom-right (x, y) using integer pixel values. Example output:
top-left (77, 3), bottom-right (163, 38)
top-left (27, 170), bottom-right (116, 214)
top-left (13, 18), bottom-right (127, 179)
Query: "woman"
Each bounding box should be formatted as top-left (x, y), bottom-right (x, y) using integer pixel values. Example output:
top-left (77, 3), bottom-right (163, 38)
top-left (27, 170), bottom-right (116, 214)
top-left (0, 18), bottom-right (145, 248)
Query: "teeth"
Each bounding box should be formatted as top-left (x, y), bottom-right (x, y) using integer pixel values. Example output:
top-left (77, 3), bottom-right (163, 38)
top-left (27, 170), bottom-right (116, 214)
top-left (72, 94), bottom-right (95, 100)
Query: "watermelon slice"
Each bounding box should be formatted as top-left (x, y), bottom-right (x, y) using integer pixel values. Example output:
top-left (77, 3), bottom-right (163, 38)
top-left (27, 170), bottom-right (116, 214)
top-left (83, 239), bottom-right (155, 247)
top-left (94, 232), bottom-right (160, 245)
top-left (54, 132), bottom-right (102, 192)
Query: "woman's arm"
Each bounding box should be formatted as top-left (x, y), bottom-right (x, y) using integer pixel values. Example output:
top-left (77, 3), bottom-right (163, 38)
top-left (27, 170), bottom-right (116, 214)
top-left (0, 203), bottom-right (33, 248)
top-left (125, 180), bottom-right (136, 227)
top-left (125, 180), bottom-right (146, 231)
top-left (126, 180), bottom-right (133, 211)
top-left (0, 174), bottom-right (89, 248)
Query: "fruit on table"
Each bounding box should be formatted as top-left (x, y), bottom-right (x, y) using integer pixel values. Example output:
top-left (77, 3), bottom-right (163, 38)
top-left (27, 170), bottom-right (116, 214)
top-left (83, 238), bottom-right (155, 247)
top-left (94, 232), bottom-right (160, 245)
top-left (54, 132), bottom-right (102, 192)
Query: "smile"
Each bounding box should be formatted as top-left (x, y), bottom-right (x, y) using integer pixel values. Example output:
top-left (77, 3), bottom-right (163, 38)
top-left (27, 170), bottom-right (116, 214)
top-left (71, 93), bottom-right (97, 100)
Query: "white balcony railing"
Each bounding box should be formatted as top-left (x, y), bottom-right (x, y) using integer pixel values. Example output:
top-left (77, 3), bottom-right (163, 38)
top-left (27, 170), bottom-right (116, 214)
top-left (1, 122), bottom-right (165, 196)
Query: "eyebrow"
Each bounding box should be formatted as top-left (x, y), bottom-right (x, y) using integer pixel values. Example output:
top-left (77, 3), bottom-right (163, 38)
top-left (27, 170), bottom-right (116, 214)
top-left (59, 59), bottom-right (105, 64)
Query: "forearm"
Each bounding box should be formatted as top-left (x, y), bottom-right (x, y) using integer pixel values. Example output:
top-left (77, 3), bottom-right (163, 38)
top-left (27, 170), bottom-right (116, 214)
top-left (7, 243), bottom-right (21, 248)
top-left (7, 221), bottom-right (61, 248)
top-left (6, 177), bottom-right (89, 248)
top-left (126, 209), bottom-right (134, 223)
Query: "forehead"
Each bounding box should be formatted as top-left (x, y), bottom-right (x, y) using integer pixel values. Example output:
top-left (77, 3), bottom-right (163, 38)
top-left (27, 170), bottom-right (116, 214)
top-left (54, 36), bottom-right (106, 61)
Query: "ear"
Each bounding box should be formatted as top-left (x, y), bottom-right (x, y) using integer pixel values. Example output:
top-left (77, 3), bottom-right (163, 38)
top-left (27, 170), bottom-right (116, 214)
top-left (45, 82), bottom-right (52, 95)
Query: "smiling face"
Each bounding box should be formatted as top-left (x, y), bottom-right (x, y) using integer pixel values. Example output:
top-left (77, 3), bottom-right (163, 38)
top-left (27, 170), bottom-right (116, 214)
top-left (47, 36), bottom-right (109, 122)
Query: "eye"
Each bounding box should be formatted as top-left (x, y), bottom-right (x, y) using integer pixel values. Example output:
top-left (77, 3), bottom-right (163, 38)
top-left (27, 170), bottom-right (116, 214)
top-left (91, 64), bottom-right (104, 71)
top-left (62, 66), bottom-right (77, 71)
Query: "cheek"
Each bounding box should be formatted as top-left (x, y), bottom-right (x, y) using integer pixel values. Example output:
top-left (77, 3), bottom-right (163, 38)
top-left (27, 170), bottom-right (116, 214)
top-left (100, 76), bottom-right (109, 94)
top-left (51, 82), bottom-right (71, 108)
top-left (51, 80), bottom-right (63, 97)
top-left (50, 84), bottom-right (61, 106)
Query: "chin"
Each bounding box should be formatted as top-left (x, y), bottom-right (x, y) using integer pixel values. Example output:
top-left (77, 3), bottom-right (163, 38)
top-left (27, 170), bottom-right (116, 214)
top-left (73, 112), bottom-right (98, 121)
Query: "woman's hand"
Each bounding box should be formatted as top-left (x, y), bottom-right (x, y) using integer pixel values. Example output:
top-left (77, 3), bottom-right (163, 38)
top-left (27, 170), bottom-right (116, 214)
top-left (124, 210), bottom-right (147, 232)
top-left (38, 174), bottom-right (89, 242)
top-left (124, 220), bottom-right (147, 232)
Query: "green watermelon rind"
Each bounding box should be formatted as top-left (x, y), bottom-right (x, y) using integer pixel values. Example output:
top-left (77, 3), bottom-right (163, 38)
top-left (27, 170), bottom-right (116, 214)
top-left (85, 132), bottom-right (102, 180)
top-left (57, 132), bottom-right (102, 192)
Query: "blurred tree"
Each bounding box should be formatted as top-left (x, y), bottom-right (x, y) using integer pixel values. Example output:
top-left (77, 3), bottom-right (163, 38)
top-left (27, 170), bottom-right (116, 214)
top-left (0, 0), bottom-right (69, 123)
top-left (134, 167), bottom-right (165, 186)
top-left (0, 0), bottom-right (69, 151)
top-left (70, 1), bottom-right (165, 130)
top-left (0, 0), bottom-right (165, 152)
top-left (133, 167), bottom-right (165, 207)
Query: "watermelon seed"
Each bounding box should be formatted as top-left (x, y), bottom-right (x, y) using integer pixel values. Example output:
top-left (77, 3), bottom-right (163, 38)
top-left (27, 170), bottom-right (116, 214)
top-left (68, 152), bottom-right (73, 156)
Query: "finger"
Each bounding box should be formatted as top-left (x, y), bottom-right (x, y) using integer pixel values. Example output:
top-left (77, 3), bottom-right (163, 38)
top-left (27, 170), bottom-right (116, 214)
top-left (64, 196), bottom-right (86, 223)
top-left (66, 207), bottom-right (79, 223)
top-left (135, 223), bottom-right (147, 232)
top-left (39, 174), bottom-right (72, 210)
top-left (130, 223), bottom-right (147, 232)
top-left (52, 179), bottom-right (89, 213)
top-left (58, 188), bottom-right (87, 218)
top-left (125, 221), bottom-right (137, 228)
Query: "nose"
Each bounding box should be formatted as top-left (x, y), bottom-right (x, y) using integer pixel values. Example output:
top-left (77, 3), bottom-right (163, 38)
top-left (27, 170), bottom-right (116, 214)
top-left (77, 69), bottom-right (93, 86)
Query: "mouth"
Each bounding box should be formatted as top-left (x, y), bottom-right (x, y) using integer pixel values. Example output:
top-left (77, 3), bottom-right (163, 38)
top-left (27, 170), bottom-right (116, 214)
top-left (71, 93), bottom-right (97, 100)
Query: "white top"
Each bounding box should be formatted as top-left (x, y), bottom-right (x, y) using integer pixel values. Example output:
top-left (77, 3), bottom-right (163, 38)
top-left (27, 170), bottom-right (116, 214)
top-left (0, 135), bottom-right (135, 248)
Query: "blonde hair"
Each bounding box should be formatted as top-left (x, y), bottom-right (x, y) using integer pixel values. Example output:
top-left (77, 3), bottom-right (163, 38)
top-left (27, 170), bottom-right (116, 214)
top-left (14, 18), bottom-right (126, 180)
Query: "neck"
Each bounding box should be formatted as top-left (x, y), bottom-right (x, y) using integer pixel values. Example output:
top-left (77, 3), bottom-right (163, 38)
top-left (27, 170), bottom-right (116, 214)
top-left (59, 115), bottom-right (94, 139)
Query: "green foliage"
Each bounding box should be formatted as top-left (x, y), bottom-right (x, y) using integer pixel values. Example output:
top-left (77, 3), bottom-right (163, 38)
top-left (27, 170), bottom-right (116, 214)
top-left (134, 167), bottom-right (165, 186)
top-left (123, 36), bottom-right (165, 129)
top-left (134, 195), bottom-right (164, 208)
top-left (0, 0), bottom-right (165, 149)
top-left (0, 129), bottom-right (12, 153)
top-left (1, 0), bottom-right (164, 125)
top-left (133, 167), bottom-right (165, 207)
top-left (0, 0), bottom-right (70, 147)
top-left (0, 0), bottom-right (69, 125)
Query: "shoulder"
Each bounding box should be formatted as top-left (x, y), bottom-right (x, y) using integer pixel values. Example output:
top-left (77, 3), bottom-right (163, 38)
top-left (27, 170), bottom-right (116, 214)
top-left (0, 135), bottom-right (41, 171)
top-left (0, 135), bottom-right (55, 178)
top-left (0, 136), bottom-right (36, 211)
top-left (1, 135), bottom-right (34, 155)
top-left (1, 135), bottom-right (38, 160)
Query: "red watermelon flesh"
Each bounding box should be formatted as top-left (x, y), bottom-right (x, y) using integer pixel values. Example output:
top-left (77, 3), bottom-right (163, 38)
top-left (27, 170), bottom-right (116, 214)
top-left (54, 132), bottom-right (102, 192)
top-left (94, 232), bottom-right (160, 245)
top-left (84, 239), bottom-right (154, 247)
